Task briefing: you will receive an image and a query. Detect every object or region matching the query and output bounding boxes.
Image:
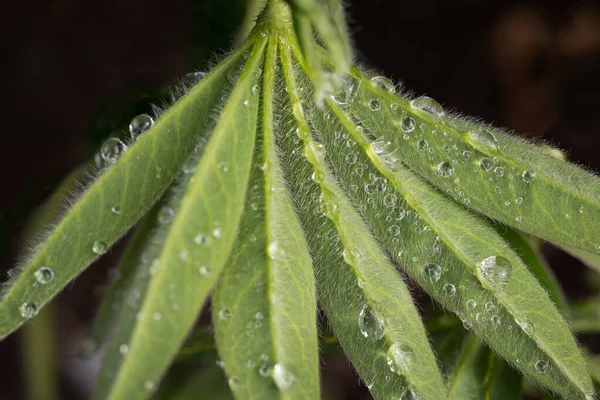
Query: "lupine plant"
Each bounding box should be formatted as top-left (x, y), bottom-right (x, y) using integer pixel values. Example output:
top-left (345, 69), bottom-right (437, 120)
top-left (3, 0), bottom-right (600, 399)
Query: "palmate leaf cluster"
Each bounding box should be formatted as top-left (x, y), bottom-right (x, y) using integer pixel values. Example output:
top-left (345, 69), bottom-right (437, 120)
top-left (2, 0), bottom-right (600, 399)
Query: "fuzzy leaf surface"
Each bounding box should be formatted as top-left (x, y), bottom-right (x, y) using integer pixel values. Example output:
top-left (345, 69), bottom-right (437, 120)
top-left (345, 70), bottom-right (600, 254)
top-left (306, 89), bottom-right (594, 398)
top-left (0, 41), bottom-right (253, 340)
top-left (279, 39), bottom-right (445, 399)
top-left (212, 36), bottom-right (320, 399)
top-left (97, 36), bottom-right (265, 400)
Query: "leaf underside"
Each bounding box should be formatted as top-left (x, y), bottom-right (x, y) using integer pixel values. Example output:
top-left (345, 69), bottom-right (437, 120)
top-left (2, 3), bottom-right (600, 400)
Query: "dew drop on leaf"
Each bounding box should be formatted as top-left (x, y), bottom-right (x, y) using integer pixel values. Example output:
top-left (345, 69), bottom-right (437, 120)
top-left (268, 241), bottom-right (285, 260)
top-left (535, 359), bottom-right (549, 374)
top-left (119, 344), bottom-right (129, 354)
top-left (383, 193), bottom-right (397, 207)
top-left (437, 162), bottom-right (454, 178)
top-left (368, 99), bottom-right (381, 111)
top-left (466, 299), bottom-right (477, 310)
top-left (515, 197), bottom-right (523, 205)
top-left (386, 343), bottom-right (415, 375)
top-left (358, 304), bottom-right (384, 340)
top-left (443, 284), bottom-right (456, 297)
top-left (219, 309), bottom-right (231, 320)
top-left (494, 166), bottom-right (505, 177)
top-left (143, 380), bottom-right (155, 391)
top-left (423, 263), bottom-right (442, 283)
top-left (158, 207), bottom-right (175, 224)
top-left (400, 387), bottom-right (421, 400)
top-left (111, 206), bottom-right (121, 215)
top-left (485, 302), bottom-right (496, 311)
top-left (516, 316), bottom-right (535, 336)
top-left (198, 265), bottom-right (212, 276)
top-left (411, 96), bottom-right (444, 117)
top-left (399, 117), bottom-right (415, 133)
top-left (92, 241), bottom-right (108, 255)
top-left (100, 138), bottom-right (127, 164)
top-left (212, 226), bottom-right (223, 239)
top-left (20, 302), bottom-right (38, 318)
top-left (417, 140), bottom-right (429, 151)
top-left (228, 377), bottom-right (239, 391)
top-left (129, 114), bottom-right (154, 139)
top-left (466, 129), bottom-right (498, 150)
top-left (194, 233), bottom-right (210, 246)
top-left (522, 169), bottom-right (536, 183)
top-left (370, 76), bottom-right (396, 92)
top-left (35, 267), bottom-right (54, 284)
top-left (479, 158), bottom-right (493, 171)
top-left (273, 364), bottom-right (294, 390)
top-left (345, 153), bottom-right (357, 164)
top-left (477, 256), bottom-right (513, 289)
top-left (491, 315), bottom-right (501, 327)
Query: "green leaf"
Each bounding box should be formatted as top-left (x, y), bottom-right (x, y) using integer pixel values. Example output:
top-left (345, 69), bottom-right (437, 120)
top-left (169, 368), bottom-right (234, 400)
top-left (571, 297), bottom-right (600, 333)
top-left (346, 70), bottom-right (600, 254)
top-left (0, 40), bottom-right (254, 340)
top-left (96, 35), bottom-right (266, 400)
top-left (212, 36), bottom-right (320, 399)
top-left (437, 329), bottom-right (522, 399)
top-left (86, 199), bottom-right (166, 354)
top-left (278, 38), bottom-right (446, 399)
top-left (308, 87), bottom-right (593, 398)
top-left (499, 231), bottom-right (569, 314)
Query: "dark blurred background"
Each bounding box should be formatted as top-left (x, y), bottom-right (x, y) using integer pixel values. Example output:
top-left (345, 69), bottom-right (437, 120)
top-left (1, 0), bottom-right (599, 398)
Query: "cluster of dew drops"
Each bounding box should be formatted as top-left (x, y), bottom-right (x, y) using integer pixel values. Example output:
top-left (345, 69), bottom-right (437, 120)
top-left (18, 73), bottom-right (211, 322)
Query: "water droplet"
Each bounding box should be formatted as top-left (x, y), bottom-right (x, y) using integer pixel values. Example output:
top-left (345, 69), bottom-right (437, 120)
top-left (268, 241), bottom-right (285, 260)
top-left (194, 233), bottom-right (211, 246)
top-left (390, 103), bottom-right (398, 110)
top-left (100, 138), bottom-right (127, 164)
top-left (35, 267), bottom-right (54, 284)
top-left (368, 99), bottom-right (381, 111)
top-left (411, 96), bottom-right (444, 117)
top-left (218, 162), bottom-right (229, 172)
top-left (129, 114), bottom-right (154, 138)
top-left (491, 315), bottom-right (501, 327)
top-left (516, 316), bottom-right (535, 335)
top-left (273, 364), bottom-right (294, 390)
top-left (535, 359), bottom-right (549, 374)
top-left (358, 304), bottom-right (384, 340)
top-left (144, 380), bottom-right (155, 391)
top-left (20, 302), bottom-right (38, 318)
top-left (119, 344), bottom-right (129, 354)
top-left (400, 387), bottom-right (421, 400)
top-left (216, 359), bottom-right (225, 368)
top-left (437, 162), bottom-right (454, 178)
top-left (228, 377), bottom-right (239, 391)
top-left (417, 140), bottom-right (429, 151)
top-left (494, 166), bottom-right (505, 177)
top-left (158, 207), bottom-right (174, 224)
top-left (479, 158), bottom-right (493, 171)
top-left (386, 343), bottom-right (415, 375)
top-left (485, 302), bottom-right (495, 311)
top-left (153, 312), bottom-right (162, 321)
top-left (522, 169), bottom-right (536, 183)
top-left (219, 309), bottom-right (231, 320)
top-left (345, 153), bottom-right (357, 164)
top-left (371, 76), bottom-right (396, 92)
top-left (212, 226), bottom-right (223, 239)
top-left (198, 265), bottom-right (212, 276)
top-left (383, 193), bottom-right (397, 207)
top-left (388, 225), bottom-right (401, 236)
top-left (515, 197), bottom-right (523, 205)
top-left (466, 299), bottom-right (477, 310)
top-left (466, 129), bottom-right (498, 150)
top-left (463, 150), bottom-right (472, 159)
top-left (252, 85), bottom-right (260, 95)
top-left (477, 256), bottom-right (513, 289)
top-left (92, 241), bottom-right (108, 255)
top-left (111, 206), bottom-right (121, 215)
top-left (400, 117), bottom-right (415, 133)
top-left (423, 263), bottom-right (442, 283)
top-left (443, 284), bottom-right (456, 297)
top-left (476, 313), bottom-right (487, 323)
